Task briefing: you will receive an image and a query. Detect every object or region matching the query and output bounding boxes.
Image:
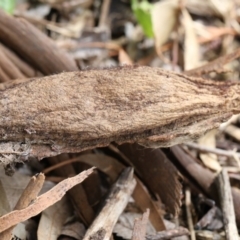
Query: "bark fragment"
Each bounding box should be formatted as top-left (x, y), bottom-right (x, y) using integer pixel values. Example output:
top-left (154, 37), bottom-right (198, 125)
top-left (0, 66), bottom-right (239, 163)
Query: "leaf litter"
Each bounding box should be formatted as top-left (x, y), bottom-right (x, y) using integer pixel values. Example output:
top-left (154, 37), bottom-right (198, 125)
top-left (2, 0), bottom-right (240, 239)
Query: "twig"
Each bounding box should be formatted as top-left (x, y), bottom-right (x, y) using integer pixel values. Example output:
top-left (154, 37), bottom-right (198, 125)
top-left (0, 47), bottom-right (25, 80)
top-left (0, 43), bottom-right (36, 78)
top-left (0, 168), bottom-right (94, 232)
top-left (215, 169), bottom-right (239, 240)
top-left (132, 209), bottom-right (150, 240)
top-left (0, 68), bottom-right (10, 82)
top-left (146, 227), bottom-right (190, 240)
top-left (99, 0), bottom-right (111, 27)
top-left (185, 142), bottom-right (240, 158)
top-left (0, 173), bottom-right (45, 239)
top-left (83, 168), bottom-right (136, 240)
top-left (0, 9), bottom-right (78, 75)
top-left (185, 189), bottom-right (196, 240)
top-left (185, 47), bottom-right (240, 76)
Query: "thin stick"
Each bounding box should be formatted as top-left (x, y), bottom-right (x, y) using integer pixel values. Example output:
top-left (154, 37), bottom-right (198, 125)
top-left (185, 189), bottom-right (196, 240)
top-left (98, 0), bottom-right (111, 27)
top-left (0, 47), bottom-right (25, 79)
top-left (132, 209), bottom-right (150, 240)
top-left (185, 142), bottom-right (240, 158)
top-left (0, 43), bottom-right (36, 78)
top-left (83, 168), bottom-right (136, 240)
top-left (0, 9), bottom-right (78, 75)
top-left (215, 169), bottom-right (239, 240)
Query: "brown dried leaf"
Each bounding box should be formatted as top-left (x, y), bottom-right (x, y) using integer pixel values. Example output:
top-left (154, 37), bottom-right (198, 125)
top-left (118, 49), bottom-right (133, 65)
top-left (119, 144), bottom-right (182, 216)
top-left (60, 222), bottom-right (86, 240)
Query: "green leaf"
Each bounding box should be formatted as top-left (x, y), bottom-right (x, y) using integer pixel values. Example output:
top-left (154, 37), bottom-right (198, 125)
top-left (0, 0), bottom-right (15, 14)
top-left (131, 0), bottom-right (154, 38)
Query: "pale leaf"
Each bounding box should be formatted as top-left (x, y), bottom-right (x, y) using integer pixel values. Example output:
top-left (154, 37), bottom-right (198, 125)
top-left (208, 0), bottom-right (231, 17)
top-left (0, 166), bottom-right (30, 210)
top-left (37, 196), bottom-right (72, 240)
top-left (182, 9), bottom-right (200, 71)
top-left (198, 130), bottom-right (221, 172)
top-left (113, 212), bottom-right (156, 239)
top-left (12, 223), bottom-right (28, 240)
top-left (61, 222), bottom-right (86, 240)
top-left (151, 0), bottom-right (179, 50)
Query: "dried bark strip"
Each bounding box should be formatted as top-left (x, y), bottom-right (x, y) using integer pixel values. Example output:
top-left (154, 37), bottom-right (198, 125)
top-left (0, 65), bottom-right (239, 163)
top-left (0, 9), bottom-right (78, 75)
top-left (0, 68), bottom-right (10, 82)
top-left (82, 168), bottom-right (136, 240)
top-left (215, 169), bottom-right (238, 240)
top-left (0, 44), bottom-right (36, 78)
top-left (0, 173), bottom-right (45, 239)
top-left (0, 168), bottom-right (94, 232)
top-left (0, 48), bottom-right (25, 80)
top-left (132, 209), bottom-right (150, 240)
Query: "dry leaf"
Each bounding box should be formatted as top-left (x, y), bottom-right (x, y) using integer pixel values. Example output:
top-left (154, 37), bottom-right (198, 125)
top-left (224, 124), bottom-right (240, 142)
top-left (198, 129), bottom-right (221, 172)
top-left (186, 0), bottom-right (222, 17)
top-left (119, 144), bottom-right (182, 216)
top-left (114, 213), bottom-right (156, 240)
top-left (61, 222), bottom-right (86, 240)
top-left (0, 179), bottom-right (10, 216)
top-left (118, 49), bottom-right (133, 65)
top-left (151, 0), bottom-right (179, 51)
top-left (12, 223), bottom-right (28, 240)
top-left (182, 8), bottom-right (200, 70)
top-left (208, 0), bottom-right (231, 18)
top-left (0, 167), bottom-right (30, 210)
top-left (37, 196), bottom-right (72, 240)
